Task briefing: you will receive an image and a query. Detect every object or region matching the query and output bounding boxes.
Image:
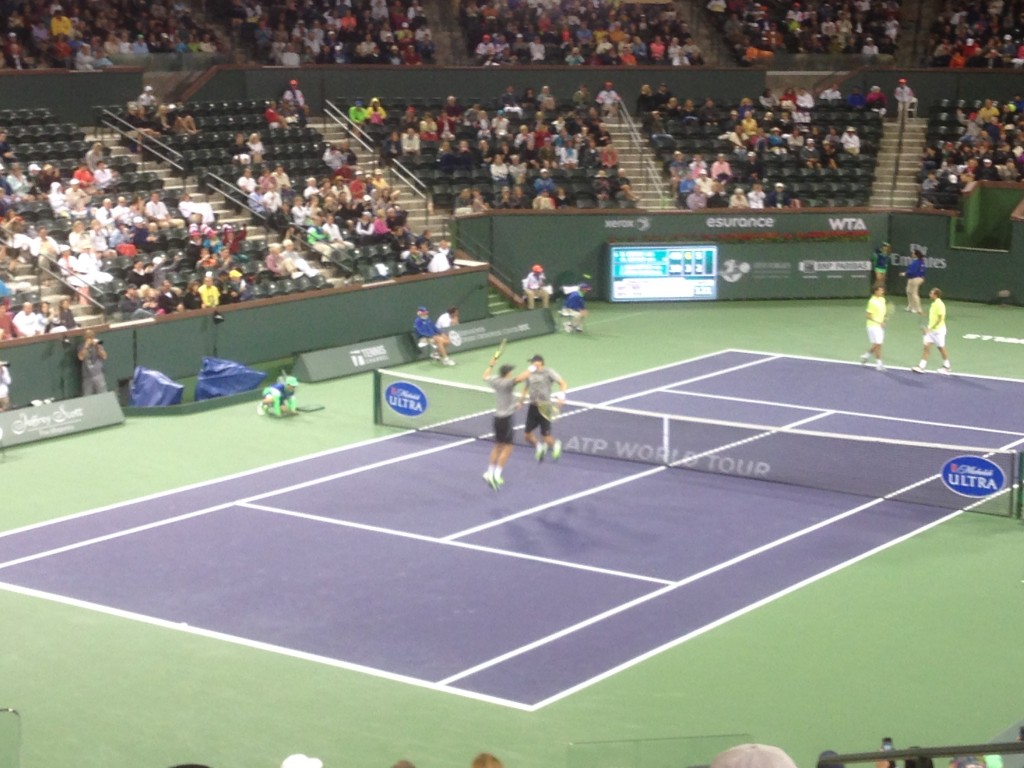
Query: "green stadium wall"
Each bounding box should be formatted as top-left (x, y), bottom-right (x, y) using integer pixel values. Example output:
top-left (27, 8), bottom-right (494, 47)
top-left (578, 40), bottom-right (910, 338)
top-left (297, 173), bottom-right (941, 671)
top-left (0, 68), bottom-right (144, 125)
top-left (454, 210), bottom-right (890, 300)
top-left (0, 268), bottom-right (489, 409)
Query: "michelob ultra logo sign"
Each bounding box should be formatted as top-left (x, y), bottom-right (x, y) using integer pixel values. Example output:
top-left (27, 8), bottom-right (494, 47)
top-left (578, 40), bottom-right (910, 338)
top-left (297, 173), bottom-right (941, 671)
top-left (940, 455), bottom-right (1005, 498)
top-left (386, 382), bottom-right (428, 417)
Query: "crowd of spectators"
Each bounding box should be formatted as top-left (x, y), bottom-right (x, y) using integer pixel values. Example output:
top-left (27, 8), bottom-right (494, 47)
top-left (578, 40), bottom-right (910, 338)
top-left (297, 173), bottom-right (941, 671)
top-left (920, 94), bottom-right (1024, 208)
top-left (636, 81), bottom-right (881, 208)
top-left (226, 0), bottom-right (436, 66)
top-left (459, 0), bottom-right (704, 66)
top-left (0, 130), bottom-right (274, 333)
top-left (923, 0), bottom-right (1024, 68)
top-left (357, 85), bottom-right (639, 211)
top-left (706, 0), bottom-right (903, 65)
top-left (1, 0), bottom-right (224, 71)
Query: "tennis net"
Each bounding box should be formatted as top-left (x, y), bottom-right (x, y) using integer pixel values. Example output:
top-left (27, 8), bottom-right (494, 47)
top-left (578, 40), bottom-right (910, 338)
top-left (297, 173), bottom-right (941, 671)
top-left (373, 369), bottom-right (1022, 516)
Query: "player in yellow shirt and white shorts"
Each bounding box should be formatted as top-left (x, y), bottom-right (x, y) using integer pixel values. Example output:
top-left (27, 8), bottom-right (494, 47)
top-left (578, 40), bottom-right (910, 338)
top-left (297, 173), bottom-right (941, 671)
top-left (860, 285), bottom-right (889, 371)
top-left (912, 288), bottom-right (952, 374)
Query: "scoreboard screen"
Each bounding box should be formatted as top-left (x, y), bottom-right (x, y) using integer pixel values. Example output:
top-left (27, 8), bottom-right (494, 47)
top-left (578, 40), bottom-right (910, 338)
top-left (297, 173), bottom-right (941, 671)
top-left (608, 244), bottom-right (718, 302)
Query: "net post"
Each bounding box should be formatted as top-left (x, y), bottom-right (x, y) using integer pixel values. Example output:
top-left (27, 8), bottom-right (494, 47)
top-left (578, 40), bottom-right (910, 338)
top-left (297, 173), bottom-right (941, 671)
top-left (1017, 452), bottom-right (1023, 520)
top-left (372, 369), bottom-right (383, 425)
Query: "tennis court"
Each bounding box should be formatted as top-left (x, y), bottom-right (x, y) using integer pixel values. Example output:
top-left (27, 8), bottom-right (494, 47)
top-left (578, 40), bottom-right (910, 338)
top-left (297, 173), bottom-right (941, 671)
top-left (1, 349), bottom-right (1020, 714)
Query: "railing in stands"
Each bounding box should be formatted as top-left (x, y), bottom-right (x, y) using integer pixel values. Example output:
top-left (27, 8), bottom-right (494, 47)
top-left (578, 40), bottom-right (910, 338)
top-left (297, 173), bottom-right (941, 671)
top-left (819, 740), bottom-right (1024, 768)
top-left (322, 99), bottom-right (431, 224)
top-left (618, 105), bottom-right (672, 211)
top-left (201, 172), bottom-right (275, 237)
top-left (890, 108), bottom-right (909, 209)
top-left (37, 259), bottom-right (106, 318)
top-left (95, 108), bottom-right (186, 181)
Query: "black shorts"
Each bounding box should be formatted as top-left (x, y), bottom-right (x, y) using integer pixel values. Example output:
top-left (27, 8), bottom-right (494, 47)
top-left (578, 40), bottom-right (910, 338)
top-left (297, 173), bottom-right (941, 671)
top-left (524, 404), bottom-right (551, 436)
top-left (493, 414), bottom-right (514, 444)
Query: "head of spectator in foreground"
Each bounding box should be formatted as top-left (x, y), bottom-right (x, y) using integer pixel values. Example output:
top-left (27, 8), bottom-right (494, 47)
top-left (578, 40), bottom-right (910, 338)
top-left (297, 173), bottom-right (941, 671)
top-left (472, 753), bottom-right (504, 768)
top-left (281, 755), bottom-right (322, 768)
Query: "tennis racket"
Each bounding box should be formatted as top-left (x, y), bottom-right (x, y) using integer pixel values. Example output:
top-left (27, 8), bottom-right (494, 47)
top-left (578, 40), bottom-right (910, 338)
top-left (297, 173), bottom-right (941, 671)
top-left (492, 338), bottom-right (507, 360)
top-left (536, 398), bottom-right (563, 422)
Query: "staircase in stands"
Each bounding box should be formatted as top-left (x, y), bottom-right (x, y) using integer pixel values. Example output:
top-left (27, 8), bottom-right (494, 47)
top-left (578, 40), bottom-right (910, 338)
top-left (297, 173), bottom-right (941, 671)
top-left (869, 117), bottom-right (927, 209)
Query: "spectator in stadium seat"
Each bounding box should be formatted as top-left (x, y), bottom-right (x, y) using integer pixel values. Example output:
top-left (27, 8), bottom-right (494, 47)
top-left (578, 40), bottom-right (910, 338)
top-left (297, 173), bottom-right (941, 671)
top-left (596, 82), bottom-right (622, 120)
top-left (13, 301), bottom-right (46, 337)
top-left (841, 126), bottom-right (862, 155)
top-left (729, 187), bottom-right (749, 208)
top-left (865, 85), bottom-right (888, 117)
top-left (765, 182), bottom-right (791, 208)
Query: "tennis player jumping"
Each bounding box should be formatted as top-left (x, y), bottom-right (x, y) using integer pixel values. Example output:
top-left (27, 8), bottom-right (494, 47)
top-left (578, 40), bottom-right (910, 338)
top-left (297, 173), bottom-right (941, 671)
top-left (521, 354), bottom-right (567, 462)
top-left (912, 288), bottom-right (952, 374)
top-left (482, 349), bottom-right (531, 490)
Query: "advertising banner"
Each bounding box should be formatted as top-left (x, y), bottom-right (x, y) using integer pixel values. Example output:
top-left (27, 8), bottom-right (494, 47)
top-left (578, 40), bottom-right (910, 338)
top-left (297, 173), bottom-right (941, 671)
top-left (0, 392), bottom-right (124, 448)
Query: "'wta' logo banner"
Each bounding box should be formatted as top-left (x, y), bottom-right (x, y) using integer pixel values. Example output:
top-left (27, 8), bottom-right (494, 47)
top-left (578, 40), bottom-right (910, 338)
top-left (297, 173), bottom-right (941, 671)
top-left (941, 455), bottom-right (1005, 498)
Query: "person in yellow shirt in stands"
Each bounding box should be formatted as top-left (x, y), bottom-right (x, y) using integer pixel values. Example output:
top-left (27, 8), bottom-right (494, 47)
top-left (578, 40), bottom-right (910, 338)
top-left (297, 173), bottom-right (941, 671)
top-left (912, 288), bottom-right (952, 374)
top-left (50, 7), bottom-right (73, 39)
top-left (860, 285), bottom-right (889, 371)
top-left (198, 273), bottom-right (220, 308)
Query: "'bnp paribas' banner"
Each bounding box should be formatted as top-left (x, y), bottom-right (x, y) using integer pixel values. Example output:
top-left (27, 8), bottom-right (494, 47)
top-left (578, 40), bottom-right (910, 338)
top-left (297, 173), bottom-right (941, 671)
top-left (0, 392), bottom-right (124, 447)
top-left (461, 211), bottom-right (889, 301)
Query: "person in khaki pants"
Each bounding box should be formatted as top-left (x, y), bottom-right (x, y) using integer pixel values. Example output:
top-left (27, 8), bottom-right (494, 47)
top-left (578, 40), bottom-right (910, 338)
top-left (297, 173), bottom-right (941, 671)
top-left (522, 264), bottom-right (549, 309)
top-left (901, 247), bottom-right (927, 315)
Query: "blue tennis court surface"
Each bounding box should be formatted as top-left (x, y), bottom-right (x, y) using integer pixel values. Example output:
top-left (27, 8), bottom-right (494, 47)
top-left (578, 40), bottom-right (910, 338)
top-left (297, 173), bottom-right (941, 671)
top-left (1, 350), bottom-right (1022, 709)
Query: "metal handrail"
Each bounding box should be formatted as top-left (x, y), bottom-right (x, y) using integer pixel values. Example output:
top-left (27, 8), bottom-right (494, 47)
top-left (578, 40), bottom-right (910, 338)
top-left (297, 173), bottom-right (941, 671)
top-left (322, 99), bottom-right (430, 222)
top-left (201, 172), bottom-right (275, 236)
top-left (37, 259), bottom-right (105, 314)
top-left (618, 104), bottom-right (672, 210)
top-left (96, 109), bottom-right (186, 176)
top-left (322, 100), bottom-right (375, 157)
top-left (890, 108), bottom-right (909, 208)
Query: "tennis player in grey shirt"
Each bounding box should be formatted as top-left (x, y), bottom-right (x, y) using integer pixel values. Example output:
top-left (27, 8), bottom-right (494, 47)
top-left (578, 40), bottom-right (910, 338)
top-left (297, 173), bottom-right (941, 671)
top-left (520, 354), bottom-right (568, 463)
top-left (482, 353), bottom-right (531, 490)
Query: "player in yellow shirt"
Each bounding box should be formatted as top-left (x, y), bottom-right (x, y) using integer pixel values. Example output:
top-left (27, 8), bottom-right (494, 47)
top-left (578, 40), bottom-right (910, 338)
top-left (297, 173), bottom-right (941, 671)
top-left (912, 288), bottom-right (952, 374)
top-left (860, 285), bottom-right (889, 371)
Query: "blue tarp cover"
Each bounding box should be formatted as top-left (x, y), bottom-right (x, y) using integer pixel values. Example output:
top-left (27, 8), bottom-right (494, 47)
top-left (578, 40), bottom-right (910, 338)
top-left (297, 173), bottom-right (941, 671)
top-left (194, 357), bottom-right (267, 401)
top-left (130, 366), bottom-right (184, 407)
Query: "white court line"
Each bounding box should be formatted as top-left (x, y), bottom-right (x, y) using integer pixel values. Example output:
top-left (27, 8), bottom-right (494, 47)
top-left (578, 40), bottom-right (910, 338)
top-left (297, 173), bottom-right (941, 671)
top-left (240, 501), bottom-right (673, 586)
top-left (0, 579), bottom-right (535, 712)
top-left (0, 437), bottom-right (478, 571)
top-left (439, 491), bottom-right (893, 688)
top-left (656, 389), bottom-right (1024, 439)
top-left (8, 347), bottom-right (1011, 710)
top-left (528, 506), bottom-right (964, 709)
top-left (725, 347), bottom-right (1024, 385)
top-left (0, 350), bottom-right (757, 541)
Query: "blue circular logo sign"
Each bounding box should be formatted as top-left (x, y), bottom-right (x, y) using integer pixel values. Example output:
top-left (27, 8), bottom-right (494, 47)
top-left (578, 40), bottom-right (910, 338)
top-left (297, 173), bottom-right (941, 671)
top-left (386, 381), bottom-right (428, 417)
top-left (941, 455), bottom-right (1006, 498)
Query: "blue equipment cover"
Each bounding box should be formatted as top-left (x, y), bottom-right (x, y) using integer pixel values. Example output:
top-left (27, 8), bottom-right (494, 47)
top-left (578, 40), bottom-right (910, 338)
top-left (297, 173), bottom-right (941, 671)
top-left (130, 366), bottom-right (184, 407)
top-left (194, 357), bottom-right (267, 401)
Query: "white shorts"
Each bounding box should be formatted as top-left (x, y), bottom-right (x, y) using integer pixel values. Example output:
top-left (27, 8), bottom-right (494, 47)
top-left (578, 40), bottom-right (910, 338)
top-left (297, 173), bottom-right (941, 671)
top-left (867, 326), bottom-right (884, 345)
top-left (924, 328), bottom-right (946, 348)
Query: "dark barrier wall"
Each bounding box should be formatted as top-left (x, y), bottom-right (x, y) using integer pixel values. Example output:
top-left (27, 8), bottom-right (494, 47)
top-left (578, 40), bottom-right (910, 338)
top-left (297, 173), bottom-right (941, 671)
top-left (888, 211), bottom-right (1023, 303)
top-left (847, 68), bottom-right (1024, 115)
top-left (0, 69), bottom-right (144, 124)
top-left (0, 268), bottom-right (488, 408)
top-left (950, 185), bottom-right (1024, 251)
top-left (456, 209), bottom-right (889, 299)
top-left (185, 65), bottom-right (1024, 123)
top-left (188, 66), bottom-right (765, 113)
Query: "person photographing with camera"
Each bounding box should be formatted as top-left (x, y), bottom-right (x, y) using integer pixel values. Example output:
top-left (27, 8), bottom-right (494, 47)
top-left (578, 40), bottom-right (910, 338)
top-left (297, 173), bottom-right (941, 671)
top-left (77, 329), bottom-right (108, 396)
